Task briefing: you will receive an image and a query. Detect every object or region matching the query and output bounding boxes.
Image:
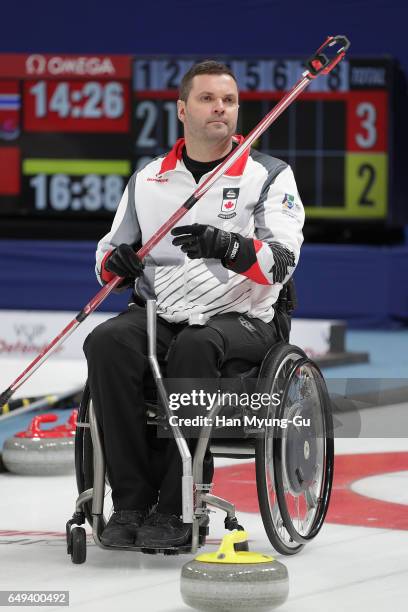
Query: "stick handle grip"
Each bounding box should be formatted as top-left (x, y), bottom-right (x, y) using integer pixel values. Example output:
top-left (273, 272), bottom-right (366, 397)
top-left (0, 388), bottom-right (13, 409)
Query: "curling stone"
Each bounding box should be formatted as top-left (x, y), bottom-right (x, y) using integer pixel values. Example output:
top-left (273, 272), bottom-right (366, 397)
top-left (53, 409), bottom-right (78, 435)
top-left (2, 411), bottom-right (77, 476)
top-left (181, 530), bottom-right (289, 612)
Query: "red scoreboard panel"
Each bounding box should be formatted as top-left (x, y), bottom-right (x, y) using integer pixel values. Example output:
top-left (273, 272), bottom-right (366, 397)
top-left (0, 54), bottom-right (132, 220)
top-left (0, 53), bottom-right (407, 234)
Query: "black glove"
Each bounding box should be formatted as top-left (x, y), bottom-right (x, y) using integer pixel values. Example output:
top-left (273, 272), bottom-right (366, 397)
top-left (171, 224), bottom-right (238, 261)
top-left (105, 244), bottom-right (144, 287)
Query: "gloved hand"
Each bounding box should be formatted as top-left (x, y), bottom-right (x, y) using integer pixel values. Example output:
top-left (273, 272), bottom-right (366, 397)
top-left (171, 224), bottom-right (237, 261)
top-left (105, 244), bottom-right (144, 287)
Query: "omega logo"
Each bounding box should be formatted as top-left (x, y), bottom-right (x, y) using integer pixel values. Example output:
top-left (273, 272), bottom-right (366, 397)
top-left (26, 55), bottom-right (115, 76)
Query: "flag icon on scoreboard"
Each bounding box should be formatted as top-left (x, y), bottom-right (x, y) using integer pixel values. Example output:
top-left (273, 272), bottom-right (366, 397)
top-left (0, 147), bottom-right (20, 195)
top-left (0, 81), bottom-right (21, 141)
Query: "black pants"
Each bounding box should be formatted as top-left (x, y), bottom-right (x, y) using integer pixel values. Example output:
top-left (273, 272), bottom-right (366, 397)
top-left (83, 305), bottom-right (277, 516)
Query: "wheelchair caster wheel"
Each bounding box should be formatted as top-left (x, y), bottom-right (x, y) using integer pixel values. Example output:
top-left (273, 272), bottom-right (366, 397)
top-left (70, 527), bottom-right (87, 564)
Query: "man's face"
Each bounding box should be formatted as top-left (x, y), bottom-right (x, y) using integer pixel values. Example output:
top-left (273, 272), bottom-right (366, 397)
top-left (177, 73), bottom-right (239, 144)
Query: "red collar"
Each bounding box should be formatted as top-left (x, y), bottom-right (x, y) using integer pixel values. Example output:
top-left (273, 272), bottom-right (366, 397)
top-left (158, 135), bottom-right (249, 177)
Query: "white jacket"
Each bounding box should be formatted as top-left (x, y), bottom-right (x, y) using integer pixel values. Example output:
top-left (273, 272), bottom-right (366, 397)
top-left (96, 137), bottom-right (304, 323)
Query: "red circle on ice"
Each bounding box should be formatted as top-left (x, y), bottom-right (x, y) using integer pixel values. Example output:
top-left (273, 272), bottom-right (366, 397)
top-left (212, 452), bottom-right (408, 530)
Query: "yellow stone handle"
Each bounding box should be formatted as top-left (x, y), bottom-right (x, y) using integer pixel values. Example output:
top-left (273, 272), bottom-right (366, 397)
top-left (216, 530), bottom-right (249, 559)
top-left (195, 529), bottom-right (275, 564)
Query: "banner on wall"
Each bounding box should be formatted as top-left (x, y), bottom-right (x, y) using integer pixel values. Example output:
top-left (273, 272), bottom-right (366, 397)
top-left (0, 310), bottom-right (114, 360)
top-left (0, 310), bottom-right (345, 361)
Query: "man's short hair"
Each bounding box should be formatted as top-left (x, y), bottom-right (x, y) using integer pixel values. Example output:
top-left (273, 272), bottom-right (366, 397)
top-left (179, 60), bottom-right (238, 102)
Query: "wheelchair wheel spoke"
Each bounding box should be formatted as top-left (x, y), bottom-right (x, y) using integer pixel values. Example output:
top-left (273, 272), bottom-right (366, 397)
top-left (305, 487), bottom-right (318, 509)
top-left (264, 441), bottom-right (299, 549)
top-left (103, 487), bottom-right (114, 520)
top-left (272, 502), bottom-right (283, 530)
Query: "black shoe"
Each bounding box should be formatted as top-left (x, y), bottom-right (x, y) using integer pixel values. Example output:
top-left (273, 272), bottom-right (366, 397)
top-left (100, 510), bottom-right (147, 547)
top-left (135, 512), bottom-right (191, 548)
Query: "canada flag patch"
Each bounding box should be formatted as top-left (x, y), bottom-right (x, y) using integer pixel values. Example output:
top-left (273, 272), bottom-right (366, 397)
top-left (219, 187), bottom-right (239, 219)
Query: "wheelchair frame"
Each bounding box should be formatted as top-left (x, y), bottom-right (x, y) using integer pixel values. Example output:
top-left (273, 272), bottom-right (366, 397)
top-left (67, 299), bottom-right (334, 562)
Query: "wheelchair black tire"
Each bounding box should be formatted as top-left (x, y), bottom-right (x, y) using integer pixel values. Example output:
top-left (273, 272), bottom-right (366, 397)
top-left (273, 358), bottom-right (334, 544)
top-left (75, 384), bottom-right (107, 530)
top-left (70, 527), bottom-right (87, 564)
top-left (254, 342), bottom-right (333, 555)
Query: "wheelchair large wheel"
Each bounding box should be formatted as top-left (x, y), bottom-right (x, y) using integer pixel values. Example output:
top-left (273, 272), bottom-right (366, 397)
top-left (75, 384), bottom-right (113, 529)
top-left (255, 343), bottom-right (333, 555)
top-left (273, 357), bottom-right (334, 544)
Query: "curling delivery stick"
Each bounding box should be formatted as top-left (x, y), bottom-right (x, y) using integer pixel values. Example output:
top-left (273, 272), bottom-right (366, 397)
top-left (0, 35), bottom-right (350, 407)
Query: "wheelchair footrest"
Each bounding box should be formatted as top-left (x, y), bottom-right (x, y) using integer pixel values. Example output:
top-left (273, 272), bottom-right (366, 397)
top-left (130, 528), bottom-right (207, 555)
top-left (139, 543), bottom-right (194, 555)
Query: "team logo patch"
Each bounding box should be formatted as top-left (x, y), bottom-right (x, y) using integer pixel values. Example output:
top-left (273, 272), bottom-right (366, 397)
top-left (219, 187), bottom-right (239, 219)
top-left (282, 193), bottom-right (300, 218)
top-left (282, 193), bottom-right (295, 210)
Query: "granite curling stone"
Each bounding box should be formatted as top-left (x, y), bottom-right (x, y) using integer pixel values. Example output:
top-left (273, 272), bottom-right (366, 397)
top-left (180, 530), bottom-right (289, 612)
top-left (2, 410), bottom-right (77, 475)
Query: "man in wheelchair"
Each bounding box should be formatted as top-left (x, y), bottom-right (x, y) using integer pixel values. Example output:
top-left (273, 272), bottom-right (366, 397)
top-left (83, 60), bottom-right (304, 550)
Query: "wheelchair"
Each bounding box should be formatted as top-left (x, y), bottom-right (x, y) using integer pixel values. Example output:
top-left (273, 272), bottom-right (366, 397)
top-left (66, 283), bottom-right (334, 564)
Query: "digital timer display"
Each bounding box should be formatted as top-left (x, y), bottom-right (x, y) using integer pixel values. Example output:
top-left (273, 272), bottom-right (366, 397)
top-left (24, 80), bottom-right (130, 132)
top-left (22, 159), bottom-right (130, 213)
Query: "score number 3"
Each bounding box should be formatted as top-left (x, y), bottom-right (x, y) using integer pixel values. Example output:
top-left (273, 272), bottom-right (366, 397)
top-left (355, 102), bottom-right (377, 148)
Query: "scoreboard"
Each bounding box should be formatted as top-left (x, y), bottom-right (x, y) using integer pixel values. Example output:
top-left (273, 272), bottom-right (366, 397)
top-left (0, 54), bottom-right (132, 225)
top-left (0, 53), bottom-right (407, 237)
